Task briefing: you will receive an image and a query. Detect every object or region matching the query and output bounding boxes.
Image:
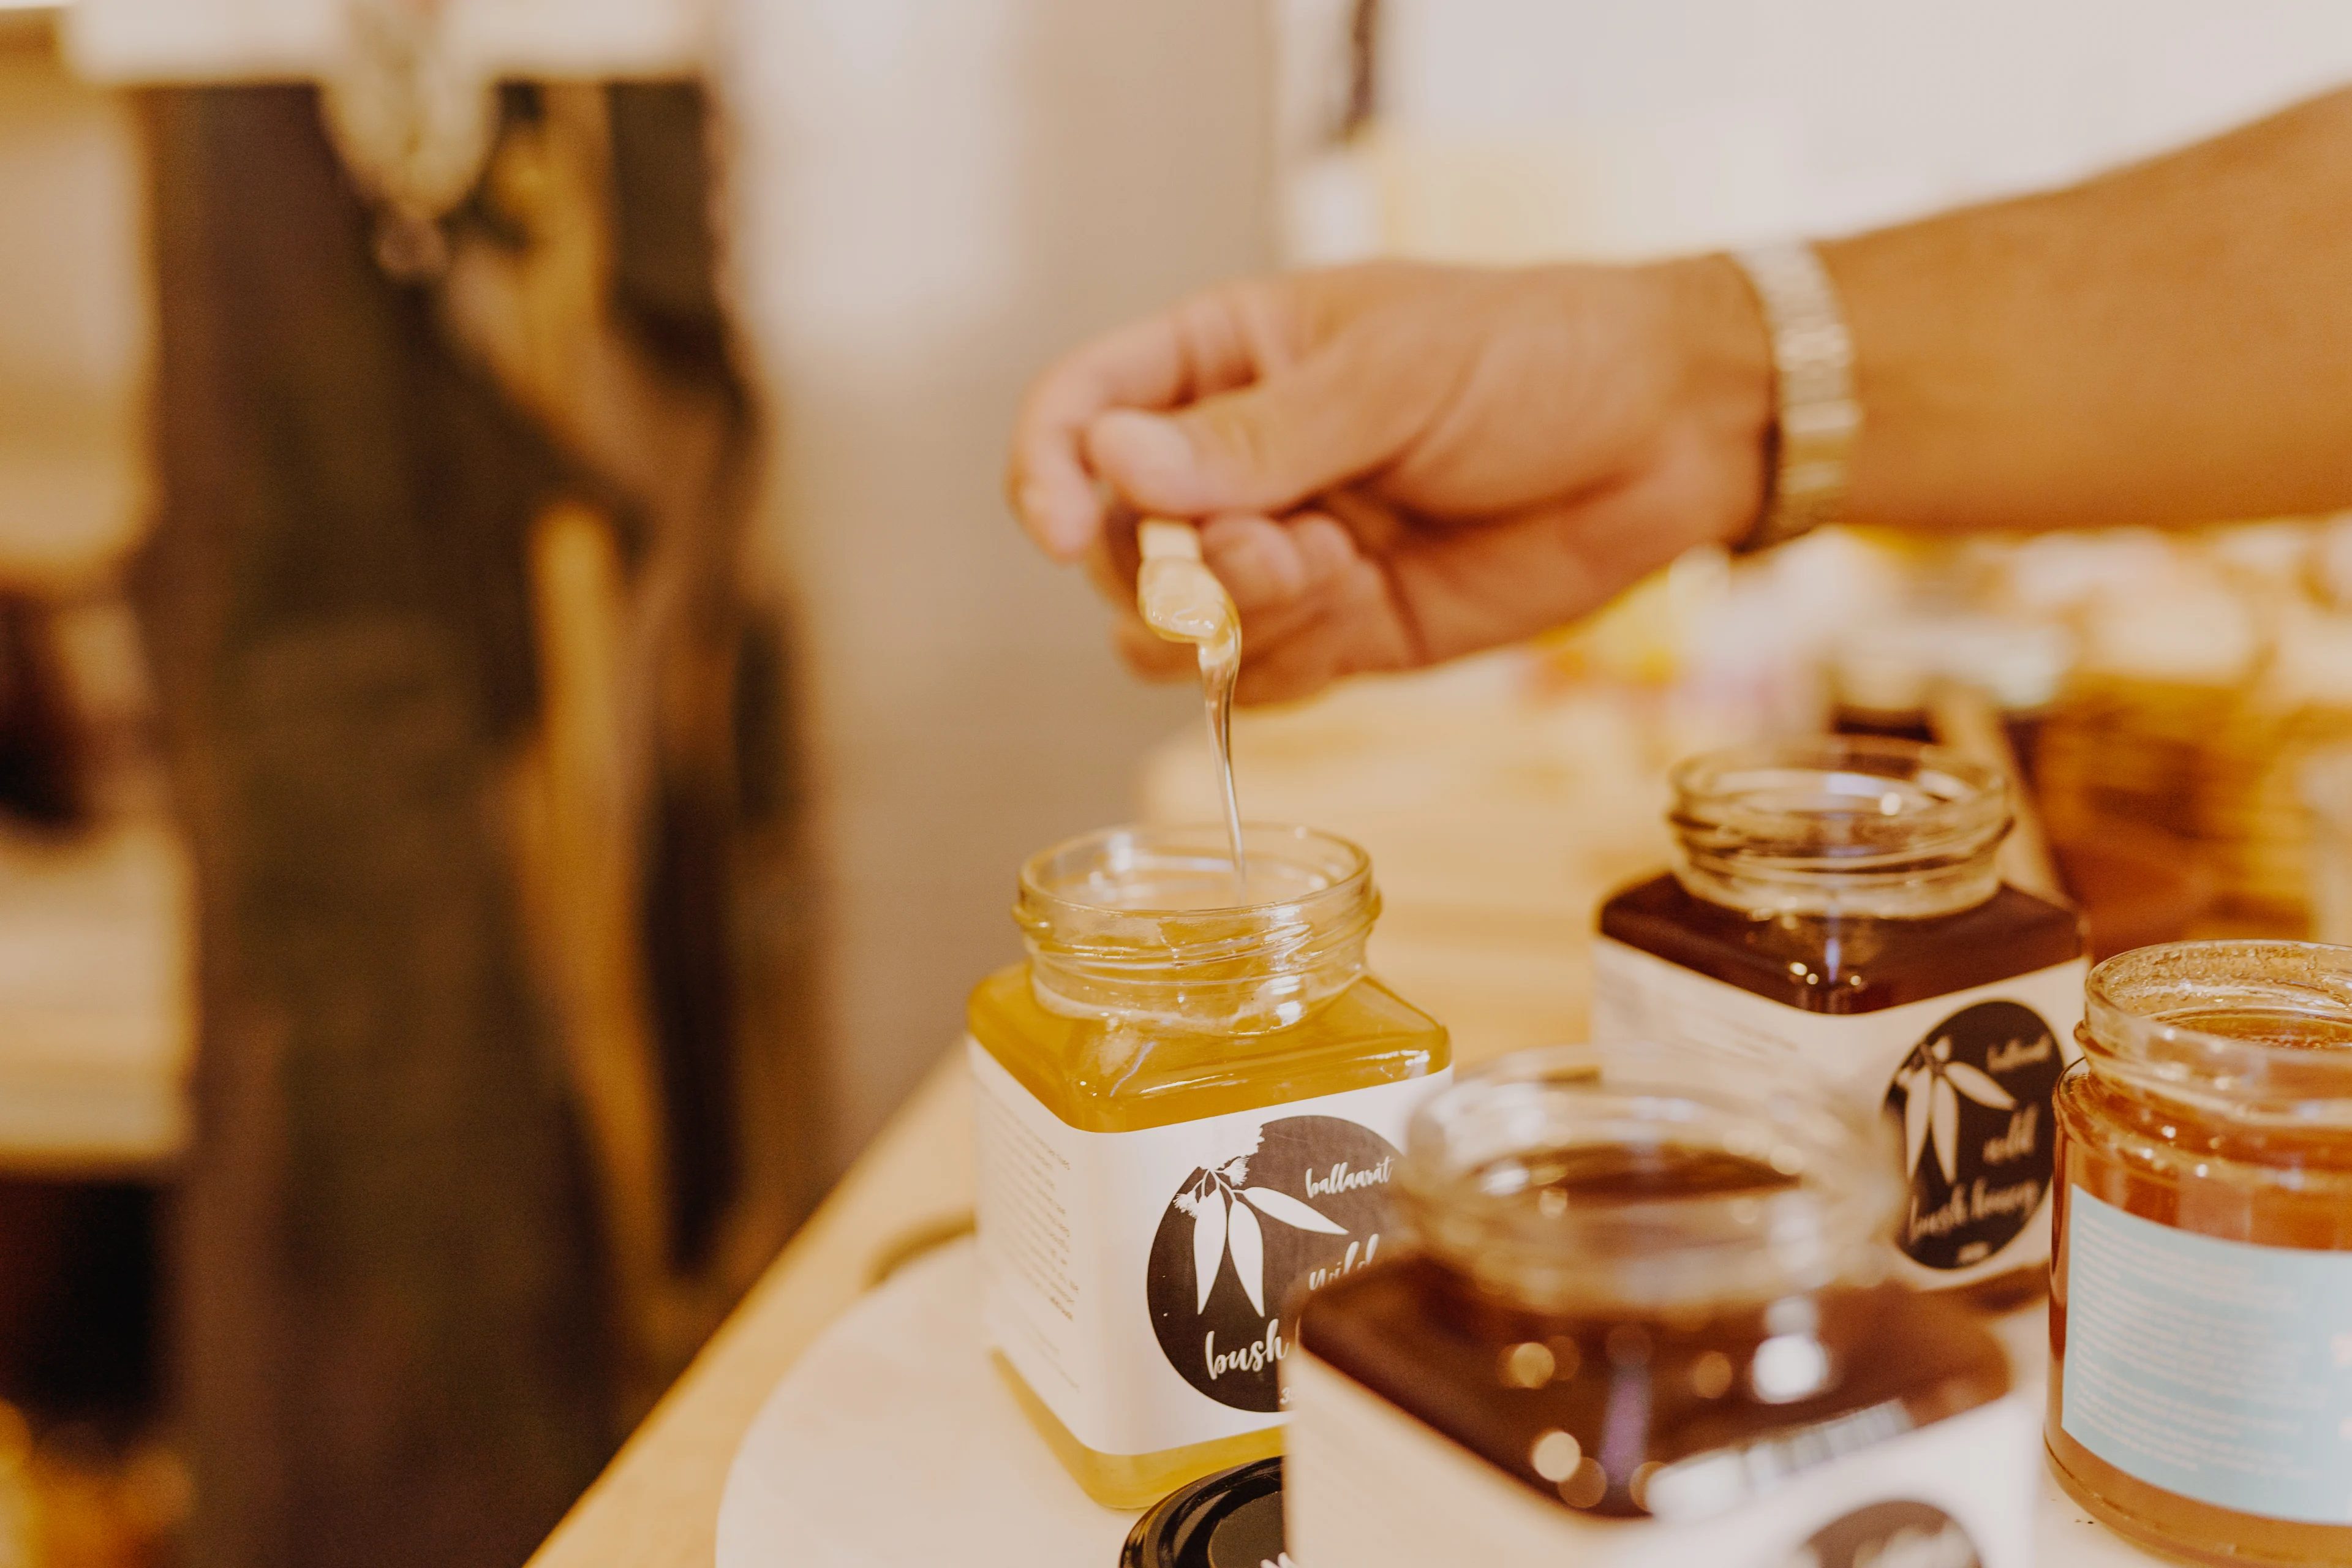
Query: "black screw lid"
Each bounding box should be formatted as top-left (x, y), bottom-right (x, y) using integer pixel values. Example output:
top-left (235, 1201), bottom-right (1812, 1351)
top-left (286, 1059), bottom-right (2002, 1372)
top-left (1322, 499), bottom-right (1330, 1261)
top-left (1118, 1459), bottom-right (1284, 1568)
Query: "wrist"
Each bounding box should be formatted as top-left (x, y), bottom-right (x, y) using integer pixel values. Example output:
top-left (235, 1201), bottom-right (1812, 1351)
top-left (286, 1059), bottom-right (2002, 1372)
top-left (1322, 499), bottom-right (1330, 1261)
top-left (1654, 254), bottom-right (1776, 550)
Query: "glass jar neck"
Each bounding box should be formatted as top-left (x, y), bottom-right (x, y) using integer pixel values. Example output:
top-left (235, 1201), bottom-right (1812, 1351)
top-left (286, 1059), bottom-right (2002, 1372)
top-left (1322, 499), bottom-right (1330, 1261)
top-left (1670, 737), bottom-right (2010, 919)
top-left (2081, 940), bottom-right (2352, 1127)
top-left (1396, 1045), bottom-right (1896, 1317)
top-left (1016, 823), bottom-right (1376, 1035)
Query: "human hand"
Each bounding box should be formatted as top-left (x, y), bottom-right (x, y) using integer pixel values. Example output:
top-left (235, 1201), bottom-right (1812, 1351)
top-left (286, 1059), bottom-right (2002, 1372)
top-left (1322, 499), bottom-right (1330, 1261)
top-left (1008, 258), bottom-right (1773, 703)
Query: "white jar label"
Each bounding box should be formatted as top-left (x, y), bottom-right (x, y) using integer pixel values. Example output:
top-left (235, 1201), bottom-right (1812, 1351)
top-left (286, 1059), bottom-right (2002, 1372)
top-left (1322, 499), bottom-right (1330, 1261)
top-left (1285, 1350), bottom-right (2037, 1568)
top-left (1591, 938), bottom-right (2086, 1290)
top-left (970, 1038), bottom-right (1446, 1458)
top-left (2061, 1185), bottom-right (2352, 1524)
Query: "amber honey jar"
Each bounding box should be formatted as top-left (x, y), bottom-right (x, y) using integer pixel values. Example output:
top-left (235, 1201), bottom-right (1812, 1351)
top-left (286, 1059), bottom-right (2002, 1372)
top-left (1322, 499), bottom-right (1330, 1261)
top-left (2050, 941), bottom-right (2352, 1566)
top-left (1284, 1044), bottom-right (2036, 1567)
top-left (1596, 737), bottom-right (2084, 1301)
top-left (968, 823), bottom-right (1449, 1509)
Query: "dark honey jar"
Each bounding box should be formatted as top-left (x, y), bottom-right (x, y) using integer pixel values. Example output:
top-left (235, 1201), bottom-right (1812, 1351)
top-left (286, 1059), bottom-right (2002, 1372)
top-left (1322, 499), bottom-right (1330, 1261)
top-left (1283, 1045), bottom-right (2036, 1567)
top-left (1595, 737), bottom-right (2084, 1302)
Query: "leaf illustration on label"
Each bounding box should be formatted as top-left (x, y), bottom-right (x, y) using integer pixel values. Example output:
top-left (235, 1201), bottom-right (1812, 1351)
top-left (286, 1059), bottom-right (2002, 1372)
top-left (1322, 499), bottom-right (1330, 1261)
top-left (1148, 1115), bottom-right (1408, 1411)
top-left (1240, 1187), bottom-right (1347, 1235)
top-left (1227, 1198), bottom-right (1265, 1315)
top-left (1944, 1060), bottom-right (2017, 1111)
top-left (1896, 1034), bottom-right (2021, 1184)
top-left (1898, 1063), bottom-right (1932, 1179)
top-left (1880, 1000), bottom-right (2068, 1273)
top-left (1192, 1186), bottom-right (1227, 1313)
top-left (1932, 1074), bottom-right (1959, 1183)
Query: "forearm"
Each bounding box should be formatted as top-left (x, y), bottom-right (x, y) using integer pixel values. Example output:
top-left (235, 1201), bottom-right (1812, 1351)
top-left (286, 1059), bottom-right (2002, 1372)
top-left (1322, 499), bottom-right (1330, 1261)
top-left (1822, 87), bottom-right (2352, 532)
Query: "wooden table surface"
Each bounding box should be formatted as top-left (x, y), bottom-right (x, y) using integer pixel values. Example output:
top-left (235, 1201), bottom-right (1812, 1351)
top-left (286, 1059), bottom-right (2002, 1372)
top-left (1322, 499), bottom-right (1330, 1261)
top-left (526, 1047), bottom-right (977, 1568)
top-left (525, 1005), bottom-right (1553, 1568)
top-left (524, 1025), bottom-right (2186, 1568)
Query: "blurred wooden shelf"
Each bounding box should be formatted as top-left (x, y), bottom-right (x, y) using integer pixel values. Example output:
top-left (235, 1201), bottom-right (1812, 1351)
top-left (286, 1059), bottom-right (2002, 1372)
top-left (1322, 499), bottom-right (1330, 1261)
top-left (0, 818), bottom-right (190, 1173)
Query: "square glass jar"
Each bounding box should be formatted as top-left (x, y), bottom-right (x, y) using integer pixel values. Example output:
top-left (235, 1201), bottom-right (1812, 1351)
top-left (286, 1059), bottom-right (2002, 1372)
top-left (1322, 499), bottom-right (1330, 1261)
top-left (1285, 1045), bottom-right (2034, 1568)
top-left (968, 823), bottom-right (1448, 1508)
top-left (1595, 738), bottom-right (2084, 1301)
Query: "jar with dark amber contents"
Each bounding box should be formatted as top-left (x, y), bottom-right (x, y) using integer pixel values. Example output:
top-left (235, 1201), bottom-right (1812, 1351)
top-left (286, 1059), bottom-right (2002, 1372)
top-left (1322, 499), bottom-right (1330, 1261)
top-left (1285, 1044), bottom-right (2037, 1568)
top-left (1596, 737), bottom-right (2084, 1303)
top-left (2050, 940), bottom-right (2352, 1567)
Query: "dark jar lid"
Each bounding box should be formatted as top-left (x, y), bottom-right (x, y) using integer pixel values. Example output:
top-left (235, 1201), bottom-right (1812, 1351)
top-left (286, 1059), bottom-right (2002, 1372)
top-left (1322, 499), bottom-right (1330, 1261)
top-left (1118, 1458), bottom-right (1284, 1568)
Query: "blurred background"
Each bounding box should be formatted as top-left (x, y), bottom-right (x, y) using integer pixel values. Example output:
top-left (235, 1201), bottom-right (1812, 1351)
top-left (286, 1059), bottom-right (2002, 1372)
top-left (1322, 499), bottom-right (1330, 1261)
top-left (2, 1), bottom-right (2352, 1565)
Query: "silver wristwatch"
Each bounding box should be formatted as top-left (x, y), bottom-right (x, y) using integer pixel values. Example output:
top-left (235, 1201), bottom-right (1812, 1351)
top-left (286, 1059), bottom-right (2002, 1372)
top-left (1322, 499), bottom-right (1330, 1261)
top-left (1728, 242), bottom-right (1860, 554)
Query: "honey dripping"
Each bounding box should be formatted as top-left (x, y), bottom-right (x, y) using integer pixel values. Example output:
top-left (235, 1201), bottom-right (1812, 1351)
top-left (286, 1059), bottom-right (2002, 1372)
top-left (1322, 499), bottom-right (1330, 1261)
top-left (1138, 519), bottom-right (1246, 894)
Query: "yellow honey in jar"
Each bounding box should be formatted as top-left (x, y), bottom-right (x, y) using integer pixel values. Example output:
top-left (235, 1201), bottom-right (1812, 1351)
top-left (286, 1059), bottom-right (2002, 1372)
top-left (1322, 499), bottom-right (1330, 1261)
top-left (968, 823), bottom-right (1449, 1508)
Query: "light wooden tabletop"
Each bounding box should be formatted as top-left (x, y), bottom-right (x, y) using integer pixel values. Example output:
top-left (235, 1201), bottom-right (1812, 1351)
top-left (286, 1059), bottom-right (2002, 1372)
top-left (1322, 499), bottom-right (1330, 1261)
top-left (526, 1047), bottom-right (977, 1568)
top-left (524, 995), bottom-right (1575, 1568)
top-left (524, 1025), bottom-right (2176, 1568)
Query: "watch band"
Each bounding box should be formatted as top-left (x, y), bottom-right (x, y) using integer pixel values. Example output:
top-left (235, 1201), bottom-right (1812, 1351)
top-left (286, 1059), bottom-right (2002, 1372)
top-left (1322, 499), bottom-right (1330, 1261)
top-left (1728, 242), bottom-right (1860, 554)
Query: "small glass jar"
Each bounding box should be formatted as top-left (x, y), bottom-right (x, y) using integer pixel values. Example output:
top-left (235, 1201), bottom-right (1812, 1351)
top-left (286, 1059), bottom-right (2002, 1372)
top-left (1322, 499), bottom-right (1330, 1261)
top-left (1285, 1044), bottom-right (2034, 1568)
top-left (2049, 941), bottom-right (2352, 1567)
top-left (1595, 737), bottom-right (2085, 1300)
top-left (969, 823), bottom-right (1449, 1510)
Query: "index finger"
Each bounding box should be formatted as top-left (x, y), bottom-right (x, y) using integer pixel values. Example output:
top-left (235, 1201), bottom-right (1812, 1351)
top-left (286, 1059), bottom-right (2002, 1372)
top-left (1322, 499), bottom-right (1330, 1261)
top-left (1007, 285), bottom-right (1270, 560)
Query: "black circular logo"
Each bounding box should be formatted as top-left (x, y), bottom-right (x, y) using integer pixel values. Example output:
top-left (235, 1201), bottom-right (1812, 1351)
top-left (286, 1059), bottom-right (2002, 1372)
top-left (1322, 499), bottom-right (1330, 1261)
top-left (1884, 999), bottom-right (2065, 1271)
top-left (1146, 1115), bottom-right (1400, 1412)
top-left (1783, 1499), bottom-right (1980, 1568)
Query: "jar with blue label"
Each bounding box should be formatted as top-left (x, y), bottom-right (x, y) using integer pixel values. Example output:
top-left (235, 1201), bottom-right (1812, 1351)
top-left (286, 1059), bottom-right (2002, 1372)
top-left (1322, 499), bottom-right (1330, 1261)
top-left (968, 823), bottom-right (1449, 1509)
top-left (2051, 940), bottom-right (2352, 1567)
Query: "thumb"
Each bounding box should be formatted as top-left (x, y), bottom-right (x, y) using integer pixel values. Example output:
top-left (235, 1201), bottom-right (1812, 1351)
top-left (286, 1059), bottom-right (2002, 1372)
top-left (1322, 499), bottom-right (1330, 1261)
top-left (1084, 328), bottom-right (1433, 517)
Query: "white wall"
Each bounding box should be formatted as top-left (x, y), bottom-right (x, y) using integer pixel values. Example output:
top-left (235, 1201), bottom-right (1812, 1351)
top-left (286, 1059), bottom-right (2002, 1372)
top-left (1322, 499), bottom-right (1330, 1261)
top-left (721, 1), bottom-right (1275, 1168)
top-left (1374, 0), bottom-right (2352, 258)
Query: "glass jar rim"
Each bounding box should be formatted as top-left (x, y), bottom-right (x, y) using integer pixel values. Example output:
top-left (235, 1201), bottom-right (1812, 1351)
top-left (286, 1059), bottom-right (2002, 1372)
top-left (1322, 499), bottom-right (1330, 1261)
top-left (1015, 822), bottom-right (1378, 1032)
top-left (1668, 737), bottom-right (2010, 918)
top-left (2082, 940), bottom-right (2352, 1123)
top-left (1017, 821), bottom-right (1371, 957)
top-left (1019, 820), bottom-right (1367, 913)
top-left (1669, 736), bottom-right (2008, 859)
top-left (1398, 1043), bottom-right (1898, 1313)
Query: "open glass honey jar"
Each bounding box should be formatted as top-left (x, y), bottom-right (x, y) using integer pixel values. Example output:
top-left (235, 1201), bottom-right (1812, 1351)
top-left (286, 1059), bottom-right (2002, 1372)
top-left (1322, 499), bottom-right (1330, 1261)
top-left (2050, 940), bottom-right (2352, 1567)
top-left (1596, 737), bottom-right (2085, 1303)
top-left (968, 823), bottom-right (1449, 1509)
top-left (1285, 1044), bottom-right (2037, 1567)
